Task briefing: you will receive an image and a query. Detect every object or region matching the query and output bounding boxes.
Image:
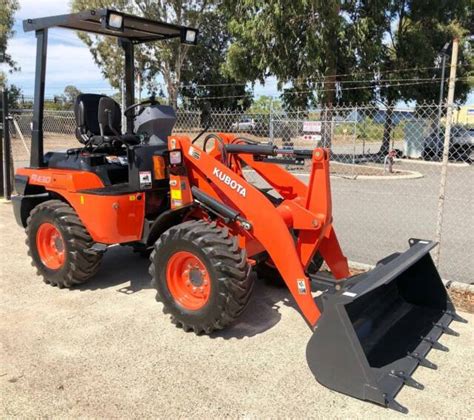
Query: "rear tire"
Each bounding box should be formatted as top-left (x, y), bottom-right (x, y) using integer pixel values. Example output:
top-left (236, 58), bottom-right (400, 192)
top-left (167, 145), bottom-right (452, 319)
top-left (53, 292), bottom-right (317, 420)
top-left (150, 220), bottom-right (253, 334)
top-left (26, 199), bottom-right (103, 288)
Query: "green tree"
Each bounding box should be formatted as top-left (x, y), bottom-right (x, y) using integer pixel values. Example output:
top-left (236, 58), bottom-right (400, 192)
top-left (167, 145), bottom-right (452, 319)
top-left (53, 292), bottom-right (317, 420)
top-left (5, 83), bottom-right (22, 108)
top-left (71, 0), bottom-right (216, 107)
top-left (222, 0), bottom-right (388, 145)
top-left (64, 85), bottom-right (82, 104)
top-left (179, 9), bottom-right (252, 110)
top-left (0, 0), bottom-right (20, 88)
top-left (224, 0), bottom-right (472, 152)
top-left (372, 0), bottom-right (473, 155)
top-left (223, 0), bottom-right (383, 109)
top-left (247, 96), bottom-right (282, 114)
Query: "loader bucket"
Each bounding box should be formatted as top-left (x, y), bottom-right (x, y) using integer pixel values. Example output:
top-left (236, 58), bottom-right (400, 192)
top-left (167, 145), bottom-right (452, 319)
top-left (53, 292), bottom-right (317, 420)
top-left (306, 239), bottom-right (466, 413)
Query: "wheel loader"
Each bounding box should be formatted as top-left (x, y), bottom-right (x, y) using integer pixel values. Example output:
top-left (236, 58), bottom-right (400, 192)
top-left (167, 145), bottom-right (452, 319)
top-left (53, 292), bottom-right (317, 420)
top-left (12, 9), bottom-right (466, 414)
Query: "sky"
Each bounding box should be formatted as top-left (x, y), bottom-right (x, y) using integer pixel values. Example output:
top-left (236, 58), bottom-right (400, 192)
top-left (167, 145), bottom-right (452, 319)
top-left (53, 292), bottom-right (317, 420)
top-left (2, 0), bottom-right (279, 100)
top-left (2, 0), bottom-right (473, 104)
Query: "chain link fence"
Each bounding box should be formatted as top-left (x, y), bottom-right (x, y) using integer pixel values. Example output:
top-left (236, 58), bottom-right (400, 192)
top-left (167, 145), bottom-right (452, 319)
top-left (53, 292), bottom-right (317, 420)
top-left (5, 102), bottom-right (474, 283)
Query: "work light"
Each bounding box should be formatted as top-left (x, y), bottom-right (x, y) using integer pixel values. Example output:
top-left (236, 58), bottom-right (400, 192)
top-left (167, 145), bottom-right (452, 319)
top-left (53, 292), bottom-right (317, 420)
top-left (104, 11), bottom-right (124, 31)
top-left (181, 29), bottom-right (198, 45)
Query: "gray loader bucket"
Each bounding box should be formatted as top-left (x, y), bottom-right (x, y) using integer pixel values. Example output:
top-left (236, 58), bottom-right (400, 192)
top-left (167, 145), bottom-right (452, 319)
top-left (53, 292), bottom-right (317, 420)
top-left (307, 239), bottom-right (466, 414)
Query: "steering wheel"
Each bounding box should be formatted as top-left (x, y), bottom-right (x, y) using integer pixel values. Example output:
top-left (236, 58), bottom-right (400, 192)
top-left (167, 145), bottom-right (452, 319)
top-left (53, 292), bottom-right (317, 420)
top-left (124, 96), bottom-right (157, 118)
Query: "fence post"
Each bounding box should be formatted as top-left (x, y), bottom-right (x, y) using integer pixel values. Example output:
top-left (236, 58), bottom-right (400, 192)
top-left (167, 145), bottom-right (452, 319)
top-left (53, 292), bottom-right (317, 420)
top-left (269, 98), bottom-right (274, 142)
top-left (0, 89), bottom-right (4, 197)
top-left (434, 37), bottom-right (459, 267)
top-left (2, 90), bottom-right (13, 199)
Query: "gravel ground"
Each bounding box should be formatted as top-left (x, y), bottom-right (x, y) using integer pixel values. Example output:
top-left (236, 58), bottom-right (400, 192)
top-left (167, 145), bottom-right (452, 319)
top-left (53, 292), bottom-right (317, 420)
top-left (1, 200), bottom-right (473, 418)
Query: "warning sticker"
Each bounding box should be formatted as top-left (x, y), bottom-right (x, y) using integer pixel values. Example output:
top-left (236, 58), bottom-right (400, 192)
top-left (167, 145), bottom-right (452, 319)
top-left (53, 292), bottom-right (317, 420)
top-left (171, 189), bottom-right (182, 200)
top-left (139, 171), bottom-right (152, 189)
top-left (297, 279), bottom-right (307, 294)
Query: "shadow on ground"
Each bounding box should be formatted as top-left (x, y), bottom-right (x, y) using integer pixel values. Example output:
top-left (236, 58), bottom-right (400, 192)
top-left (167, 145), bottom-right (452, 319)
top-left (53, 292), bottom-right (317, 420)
top-left (77, 245), bottom-right (152, 293)
top-left (76, 245), bottom-right (295, 339)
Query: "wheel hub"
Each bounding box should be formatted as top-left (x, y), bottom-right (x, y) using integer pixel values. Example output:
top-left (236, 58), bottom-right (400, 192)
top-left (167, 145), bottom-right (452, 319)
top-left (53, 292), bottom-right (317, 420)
top-left (36, 222), bottom-right (65, 270)
top-left (166, 251), bottom-right (211, 310)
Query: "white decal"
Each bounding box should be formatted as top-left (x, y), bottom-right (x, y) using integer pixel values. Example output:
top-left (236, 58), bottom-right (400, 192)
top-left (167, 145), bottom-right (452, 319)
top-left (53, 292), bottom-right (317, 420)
top-left (31, 174), bottom-right (51, 184)
top-left (297, 279), bottom-right (307, 294)
top-left (188, 146), bottom-right (201, 160)
top-left (342, 291), bottom-right (357, 297)
top-left (139, 171), bottom-right (152, 189)
top-left (212, 167), bottom-right (247, 197)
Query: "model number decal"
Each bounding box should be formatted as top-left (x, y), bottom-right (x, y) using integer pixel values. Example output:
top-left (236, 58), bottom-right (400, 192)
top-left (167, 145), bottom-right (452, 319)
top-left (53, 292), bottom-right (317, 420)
top-left (31, 174), bottom-right (51, 184)
top-left (212, 167), bottom-right (247, 197)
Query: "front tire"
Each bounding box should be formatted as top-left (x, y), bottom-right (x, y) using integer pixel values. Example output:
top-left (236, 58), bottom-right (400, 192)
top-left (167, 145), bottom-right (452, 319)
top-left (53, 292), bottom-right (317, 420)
top-left (26, 199), bottom-right (103, 288)
top-left (149, 220), bottom-right (253, 334)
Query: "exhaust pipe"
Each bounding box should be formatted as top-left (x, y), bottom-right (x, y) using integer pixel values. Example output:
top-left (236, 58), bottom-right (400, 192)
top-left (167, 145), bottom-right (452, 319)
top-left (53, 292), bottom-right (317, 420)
top-left (306, 239), bottom-right (467, 413)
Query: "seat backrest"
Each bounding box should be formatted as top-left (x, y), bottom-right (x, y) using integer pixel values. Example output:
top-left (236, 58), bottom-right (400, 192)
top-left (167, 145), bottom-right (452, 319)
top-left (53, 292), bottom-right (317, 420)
top-left (74, 94), bottom-right (121, 143)
top-left (98, 96), bottom-right (122, 136)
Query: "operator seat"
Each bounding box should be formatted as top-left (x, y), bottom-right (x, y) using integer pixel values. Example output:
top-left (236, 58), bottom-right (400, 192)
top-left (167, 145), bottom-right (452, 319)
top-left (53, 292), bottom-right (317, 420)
top-left (74, 94), bottom-right (139, 146)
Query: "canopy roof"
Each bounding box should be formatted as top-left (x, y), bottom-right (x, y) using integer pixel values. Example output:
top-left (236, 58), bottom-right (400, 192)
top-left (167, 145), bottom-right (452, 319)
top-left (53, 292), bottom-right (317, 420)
top-left (23, 8), bottom-right (198, 44)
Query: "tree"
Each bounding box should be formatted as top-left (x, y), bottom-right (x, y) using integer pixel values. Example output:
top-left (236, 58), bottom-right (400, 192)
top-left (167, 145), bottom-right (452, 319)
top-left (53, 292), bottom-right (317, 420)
top-left (71, 0), bottom-right (216, 108)
top-left (224, 1), bottom-right (472, 153)
top-left (371, 1), bottom-right (473, 155)
top-left (247, 96), bottom-right (282, 114)
top-left (0, 0), bottom-right (20, 88)
top-left (223, 1), bottom-right (383, 109)
top-left (64, 85), bottom-right (82, 104)
top-left (179, 9), bottom-right (252, 110)
top-left (222, 1), bottom-right (389, 146)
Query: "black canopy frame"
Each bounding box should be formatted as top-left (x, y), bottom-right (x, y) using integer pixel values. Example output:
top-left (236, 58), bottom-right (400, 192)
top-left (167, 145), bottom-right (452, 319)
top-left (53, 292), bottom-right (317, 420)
top-left (25, 9), bottom-right (198, 167)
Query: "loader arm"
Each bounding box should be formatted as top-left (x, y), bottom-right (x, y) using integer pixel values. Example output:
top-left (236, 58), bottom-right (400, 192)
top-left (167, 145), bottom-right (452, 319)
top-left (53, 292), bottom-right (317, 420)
top-left (168, 134), bottom-right (350, 327)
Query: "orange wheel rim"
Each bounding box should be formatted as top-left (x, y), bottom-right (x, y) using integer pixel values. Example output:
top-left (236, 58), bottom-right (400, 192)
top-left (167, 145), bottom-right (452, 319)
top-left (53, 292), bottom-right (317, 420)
top-left (166, 251), bottom-right (211, 310)
top-left (36, 222), bottom-right (65, 270)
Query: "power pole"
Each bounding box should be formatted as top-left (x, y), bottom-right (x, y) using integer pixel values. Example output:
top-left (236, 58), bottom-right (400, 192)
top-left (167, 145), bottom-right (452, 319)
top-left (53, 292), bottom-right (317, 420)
top-left (434, 37), bottom-right (459, 266)
top-left (437, 42), bottom-right (450, 140)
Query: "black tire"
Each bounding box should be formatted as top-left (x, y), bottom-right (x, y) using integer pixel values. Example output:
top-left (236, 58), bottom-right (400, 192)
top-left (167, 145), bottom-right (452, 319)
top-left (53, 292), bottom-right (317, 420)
top-left (149, 220), bottom-right (253, 334)
top-left (256, 252), bottom-right (324, 287)
top-left (26, 199), bottom-right (103, 288)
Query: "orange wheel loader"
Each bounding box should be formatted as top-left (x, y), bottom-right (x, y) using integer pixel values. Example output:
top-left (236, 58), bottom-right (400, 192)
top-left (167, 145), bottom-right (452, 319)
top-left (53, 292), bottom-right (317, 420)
top-left (12, 9), bottom-right (466, 414)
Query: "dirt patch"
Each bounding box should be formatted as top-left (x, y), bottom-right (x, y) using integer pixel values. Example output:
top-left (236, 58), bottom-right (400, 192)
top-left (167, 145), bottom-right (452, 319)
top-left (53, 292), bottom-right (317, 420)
top-left (447, 284), bottom-right (474, 313)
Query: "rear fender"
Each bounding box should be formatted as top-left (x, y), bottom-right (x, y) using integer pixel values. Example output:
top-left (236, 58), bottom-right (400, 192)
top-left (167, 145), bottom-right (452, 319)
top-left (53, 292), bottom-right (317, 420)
top-left (12, 193), bottom-right (50, 227)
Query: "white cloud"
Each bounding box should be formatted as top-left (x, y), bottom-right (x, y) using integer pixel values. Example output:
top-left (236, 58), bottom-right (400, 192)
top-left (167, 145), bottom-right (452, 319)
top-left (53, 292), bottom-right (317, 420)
top-left (4, 0), bottom-right (112, 96)
top-left (6, 34), bottom-right (111, 95)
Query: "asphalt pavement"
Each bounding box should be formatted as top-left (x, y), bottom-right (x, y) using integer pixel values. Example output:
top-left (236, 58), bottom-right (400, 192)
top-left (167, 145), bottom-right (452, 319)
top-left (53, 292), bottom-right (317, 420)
top-left (1, 199), bottom-right (472, 418)
top-left (296, 160), bottom-right (473, 284)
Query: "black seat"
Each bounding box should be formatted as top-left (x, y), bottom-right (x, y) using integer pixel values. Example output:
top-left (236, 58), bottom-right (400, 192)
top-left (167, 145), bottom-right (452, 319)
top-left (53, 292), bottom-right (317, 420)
top-left (74, 94), bottom-right (139, 146)
top-left (74, 93), bottom-right (108, 143)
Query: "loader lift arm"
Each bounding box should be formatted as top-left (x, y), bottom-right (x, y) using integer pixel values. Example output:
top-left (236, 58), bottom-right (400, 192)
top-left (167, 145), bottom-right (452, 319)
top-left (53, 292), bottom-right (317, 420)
top-left (168, 133), bottom-right (350, 328)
